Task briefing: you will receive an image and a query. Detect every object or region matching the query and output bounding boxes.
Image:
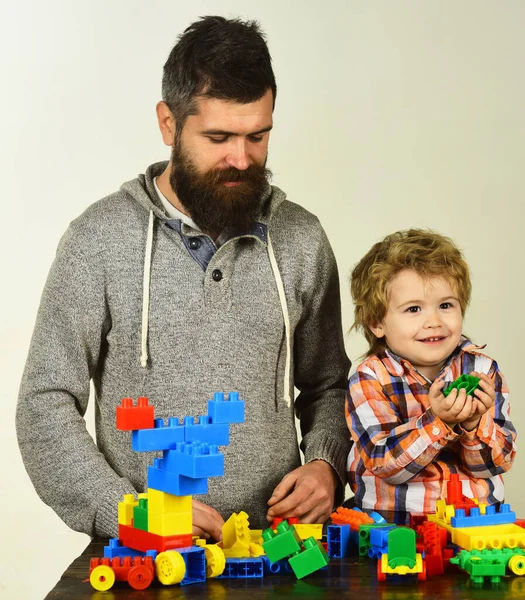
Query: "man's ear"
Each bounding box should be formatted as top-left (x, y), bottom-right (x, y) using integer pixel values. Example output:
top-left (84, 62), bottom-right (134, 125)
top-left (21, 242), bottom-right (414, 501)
top-left (369, 322), bottom-right (385, 339)
top-left (156, 101), bottom-right (176, 146)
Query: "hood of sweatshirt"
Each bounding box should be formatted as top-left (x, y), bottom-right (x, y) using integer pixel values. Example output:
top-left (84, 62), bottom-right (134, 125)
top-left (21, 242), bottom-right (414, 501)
top-left (120, 161), bottom-right (293, 407)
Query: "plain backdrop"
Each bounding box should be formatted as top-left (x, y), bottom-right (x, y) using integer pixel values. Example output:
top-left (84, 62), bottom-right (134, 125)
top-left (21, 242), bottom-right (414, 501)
top-left (1, 1), bottom-right (524, 597)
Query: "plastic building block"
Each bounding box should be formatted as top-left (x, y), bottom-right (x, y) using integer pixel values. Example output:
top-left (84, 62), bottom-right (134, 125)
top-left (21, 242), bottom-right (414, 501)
top-left (288, 537), bottom-right (329, 579)
top-left (443, 374), bottom-right (481, 398)
top-left (369, 511), bottom-right (387, 524)
top-left (420, 521), bottom-right (445, 577)
top-left (207, 391), bottom-right (245, 424)
top-left (116, 397), bottom-right (155, 430)
top-left (358, 523), bottom-right (393, 557)
top-left (161, 442), bottom-right (225, 478)
top-left (330, 506), bottom-right (375, 529)
top-left (216, 557), bottom-right (264, 578)
top-left (370, 525), bottom-right (396, 550)
top-left (261, 555), bottom-right (294, 575)
top-left (118, 494), bottom-right (137, 526)
top-left (183, 416), bottom-right (230, 445)
top-left (104, 538), bottom-right (147, 559)
top-left (220, 511), bottom-right (252, 558)
top-left (450, 548), bottom-right (525, 585)
top-left (148, 461), bottom-right (208, 495)
top-left (177, 546), bottom-right (207, 585)
top-left (148, 509), bottom-right (192, 537)
top-left (133, 498), bottom-right (149, 531)
top-left (450, 523), bottom-right (525, 551)
top-left (119, 523), bottom-right (192, 553)
top-left (147, 489), bottom-right (191, 514)
top-left (131, 418), bottom-right (185, 452)
top-left (262, 521), bottom-right (303, 563)
top-left (327, 524), bottom-right (351, 558)
top-left (90, 555), bottom-right (155, 591)
top-left (451, 504), bottom-right (516, 528)
top-left (294, 524), bottom-right (323, 541)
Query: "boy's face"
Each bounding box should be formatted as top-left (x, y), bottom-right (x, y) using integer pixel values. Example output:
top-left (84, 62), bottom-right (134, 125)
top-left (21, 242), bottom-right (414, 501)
top-left (370, 269), bottom-right (463, 380)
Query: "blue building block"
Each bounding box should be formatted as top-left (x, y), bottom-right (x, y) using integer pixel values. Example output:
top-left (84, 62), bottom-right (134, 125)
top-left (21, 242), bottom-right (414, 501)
top-left (104, 538), bottom-right (144, 559)
top-left (217, 557), bottom-right (264, 579)
top-left (207, 392), bottom-right (245, 424)
top-left (368, 546), bottom-right (386, 559)
top-left (183, 415), bottom-right (230, 445)
top-left (369, 511), bottom-right (387, 524)
top-left (327, 524), bottom-right (351, 558)
top-left (369, 525), bottom-right (396, 549)
top-left (132, 417), bottom-right (185, 452)
top-left (261, 556), bottom-right (293, 575)
top-left (177, 546), bottom-right (207, 585)
top-left (451, 504), bottom-right (516, 528)
top-left (148, 460), bottom-right (208, 495)
top-left (161, 442), bottom-right (225, 478)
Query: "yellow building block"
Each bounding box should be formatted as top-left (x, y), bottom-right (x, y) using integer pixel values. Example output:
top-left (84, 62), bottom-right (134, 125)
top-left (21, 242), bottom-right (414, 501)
top-left (118, 494), bottom-right (137, 526)
top-left (147, 488), bottom-right (192, 514)
top-left (222, 511), bottom-right (252, 551)
top-left (294, 523), bottom-right (323, 541)
top-left (451, 524), bottom-right (525, 551)
top-left (148, 510), bottom-right (193, 536)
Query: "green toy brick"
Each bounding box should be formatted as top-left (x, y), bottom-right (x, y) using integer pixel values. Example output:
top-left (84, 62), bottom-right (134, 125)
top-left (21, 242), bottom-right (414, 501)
top-left (443, 374), bottom-right (481, 397)
top-left (261, 521), bottom-right (302, 563)
top-left (288, 537), bottom-right (329, 579)
top-left (133, 498), bottom-right (148, 532)
top-left (358, 523), bottom-right (393, 557)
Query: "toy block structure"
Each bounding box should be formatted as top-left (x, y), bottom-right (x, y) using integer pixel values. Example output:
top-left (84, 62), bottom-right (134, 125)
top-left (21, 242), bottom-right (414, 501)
top-left (262, 521), bottom-right (329, 579)
top-left (450, 548), bottom-right (525, 585)
top-left (88, 392), bottom-right (244, 591)
top-left (377, 527), bottom-right (426, 582)
top-left (327, 524), bottom-right (351, 558)
top-left (330, 506), bottom-right (375, 529)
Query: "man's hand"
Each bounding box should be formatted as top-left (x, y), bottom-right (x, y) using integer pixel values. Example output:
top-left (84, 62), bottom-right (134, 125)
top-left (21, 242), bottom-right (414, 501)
top-left (461, 372), bottom-right (496, 431)
top-left (192, 499), bottom-right (224, 541)
top-left (266, 460), bottom-right (338, 525)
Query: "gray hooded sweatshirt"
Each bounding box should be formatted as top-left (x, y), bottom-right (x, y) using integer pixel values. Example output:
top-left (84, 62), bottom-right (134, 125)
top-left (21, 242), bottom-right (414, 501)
top-left (16, 161), bottom-right (351, 538)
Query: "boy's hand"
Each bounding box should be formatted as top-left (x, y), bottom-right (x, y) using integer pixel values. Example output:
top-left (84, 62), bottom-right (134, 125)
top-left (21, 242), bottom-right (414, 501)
top-left (429, 377), bottom-right (474, 429)
top-left (461, 372), bottom-right (496, 431)
top-left (266, 460), bottom-right (337, 525)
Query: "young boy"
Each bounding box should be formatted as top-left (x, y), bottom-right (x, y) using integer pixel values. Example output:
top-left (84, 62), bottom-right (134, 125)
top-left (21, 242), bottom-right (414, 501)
top-left (346, 229), bottom-right (516, 522)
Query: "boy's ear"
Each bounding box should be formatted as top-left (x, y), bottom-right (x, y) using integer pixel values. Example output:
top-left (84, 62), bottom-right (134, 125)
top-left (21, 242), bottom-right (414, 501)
top-left (369, 322), bottom-right (385, 339)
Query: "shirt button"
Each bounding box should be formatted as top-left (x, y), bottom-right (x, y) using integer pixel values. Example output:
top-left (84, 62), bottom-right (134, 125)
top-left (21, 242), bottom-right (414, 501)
top-left (189, 238), bottom-right (201, 249)
top-left (483, 429), bottom-right (489, 437)
top-left (212, 269), bottom-right (223, 282)
top-left (432, 427), bottom-right (440, 436)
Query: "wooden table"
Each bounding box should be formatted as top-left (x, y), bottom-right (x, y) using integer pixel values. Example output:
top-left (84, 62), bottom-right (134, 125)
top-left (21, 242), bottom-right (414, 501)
top-left (45, 538), bottom-right (525, 599)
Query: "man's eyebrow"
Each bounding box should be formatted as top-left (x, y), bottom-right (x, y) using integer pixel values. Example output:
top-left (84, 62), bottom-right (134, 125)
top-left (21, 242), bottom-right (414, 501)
top-left (201, 125), bottom-right (273, 136)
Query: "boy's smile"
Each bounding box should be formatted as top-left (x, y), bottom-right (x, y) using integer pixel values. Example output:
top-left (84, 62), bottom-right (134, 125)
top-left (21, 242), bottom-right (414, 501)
top-left (370, 269), bottom-right (463, 380)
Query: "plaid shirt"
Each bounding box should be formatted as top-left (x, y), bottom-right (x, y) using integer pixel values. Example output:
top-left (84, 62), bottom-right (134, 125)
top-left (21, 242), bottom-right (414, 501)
top-left (346, 338), bottom-right (516, 516)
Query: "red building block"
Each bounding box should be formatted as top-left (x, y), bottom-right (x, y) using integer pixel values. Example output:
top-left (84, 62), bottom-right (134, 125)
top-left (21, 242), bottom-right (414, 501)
top-left (116, 397), bottom-right (155, 431)
top-left (119, 524), bottom-right (192, 553)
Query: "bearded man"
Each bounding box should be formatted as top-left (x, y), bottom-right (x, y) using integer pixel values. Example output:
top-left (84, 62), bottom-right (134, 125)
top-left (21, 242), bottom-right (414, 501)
top-left (16, 16), bottom-right (351, 541)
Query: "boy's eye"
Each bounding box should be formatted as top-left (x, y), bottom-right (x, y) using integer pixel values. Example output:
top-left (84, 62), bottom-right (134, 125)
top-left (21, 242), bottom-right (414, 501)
top-left (406, 306), bottom-right (420, 313)
top-left (440, 302), bottom-right (453, 309)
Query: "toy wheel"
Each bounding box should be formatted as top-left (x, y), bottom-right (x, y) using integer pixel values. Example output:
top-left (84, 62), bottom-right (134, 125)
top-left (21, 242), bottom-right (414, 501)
top-left (155, 551), bottom-right (186, 585)
top-left (509, 554), bottom-right (525, 576)
top-left (128, 564), bottom-right (154, 590)
top-left (204, 544), bottom-right (226, 578)
top-left (377, 560), bottom-right (386, 582)
top-left (90, 565), bottom-right (115, 591)
top-left (418, 560), bottom-right (427, 581)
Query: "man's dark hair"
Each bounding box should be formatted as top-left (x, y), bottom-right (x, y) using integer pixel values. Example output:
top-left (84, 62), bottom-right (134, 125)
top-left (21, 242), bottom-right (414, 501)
top-left (162, 16), bottom-right (277, 135)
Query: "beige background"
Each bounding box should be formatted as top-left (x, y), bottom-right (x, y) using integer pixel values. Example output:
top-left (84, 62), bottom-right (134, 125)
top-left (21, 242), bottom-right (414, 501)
top-left (1, 1), bottom-right (524, 597)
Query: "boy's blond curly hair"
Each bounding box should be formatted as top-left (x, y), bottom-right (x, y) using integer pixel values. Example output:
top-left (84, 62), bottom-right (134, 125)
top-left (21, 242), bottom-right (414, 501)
top-left (351, 229), bottom-right (471, 356)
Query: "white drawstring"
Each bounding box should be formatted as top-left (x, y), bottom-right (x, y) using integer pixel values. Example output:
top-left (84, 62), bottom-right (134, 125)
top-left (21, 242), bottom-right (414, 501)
top-left (267, 232), bottom-right (292, 408)
top-left (140, 210), bottom-right (154, 368)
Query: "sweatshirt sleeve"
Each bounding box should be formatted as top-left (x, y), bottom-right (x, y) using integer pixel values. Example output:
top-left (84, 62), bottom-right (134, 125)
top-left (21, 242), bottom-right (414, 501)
top-left (292, 224), bottom-right (352, 505)
top-left (16, 229), bottom-right (136, 538)
top-left (346, 365), bottom-right (460, 484)
top-left (459, 361), bottom-right (516, 478)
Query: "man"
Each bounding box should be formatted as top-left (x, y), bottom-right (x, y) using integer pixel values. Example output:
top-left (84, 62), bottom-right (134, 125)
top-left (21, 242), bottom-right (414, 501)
top-left (16, 16), bottom-right (351, 541)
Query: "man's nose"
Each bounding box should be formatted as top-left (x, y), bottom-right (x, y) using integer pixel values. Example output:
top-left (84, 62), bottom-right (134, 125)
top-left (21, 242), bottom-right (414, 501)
top-left (225, 139), bottom-right (250, 171)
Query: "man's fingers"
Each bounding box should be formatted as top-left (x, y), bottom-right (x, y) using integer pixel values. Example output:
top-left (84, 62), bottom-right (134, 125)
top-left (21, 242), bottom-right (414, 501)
top-left (192, 500), bottom-right (224, 541)
top-left (268, 471), bottom-right (299, 507)
top-left (267, 486), bottom-right (309, 520)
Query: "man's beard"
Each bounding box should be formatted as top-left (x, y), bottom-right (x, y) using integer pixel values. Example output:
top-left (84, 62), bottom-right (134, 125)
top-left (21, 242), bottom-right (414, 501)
top-left (169, 141), bottom-right (272, 236)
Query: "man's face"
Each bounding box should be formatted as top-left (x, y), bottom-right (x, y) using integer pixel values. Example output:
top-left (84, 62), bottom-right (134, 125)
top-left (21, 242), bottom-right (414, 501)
top-left (169, 90), bottom-right (274, 235)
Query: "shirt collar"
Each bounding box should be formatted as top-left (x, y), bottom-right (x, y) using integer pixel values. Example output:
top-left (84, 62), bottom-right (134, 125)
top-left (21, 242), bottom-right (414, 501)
top-left (379, 337), bottom-right (486, 378)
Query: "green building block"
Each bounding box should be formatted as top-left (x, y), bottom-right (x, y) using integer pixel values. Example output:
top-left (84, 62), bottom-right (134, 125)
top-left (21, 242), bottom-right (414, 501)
top-left (262, 521), bottom-right (302, 563)
top-left (358, 523), bottom-right (393, 557)
top-left (288, 537), bottom-right (329, 579)
top-left (133, 498), bottom-right (148, 531)
top-left (443, 374), bottom-right (481, 397)
top-left (387, 527), bottom-right (417, 569)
